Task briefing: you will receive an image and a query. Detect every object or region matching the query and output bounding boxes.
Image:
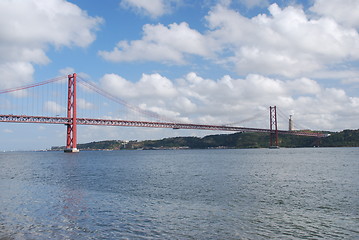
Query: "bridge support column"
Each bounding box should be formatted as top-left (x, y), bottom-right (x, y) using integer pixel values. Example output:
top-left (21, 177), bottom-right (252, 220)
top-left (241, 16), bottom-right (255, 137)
top-left (65, 73), bottom-right (79, 153)
top-left (269, 106), bottom-right (279, 148)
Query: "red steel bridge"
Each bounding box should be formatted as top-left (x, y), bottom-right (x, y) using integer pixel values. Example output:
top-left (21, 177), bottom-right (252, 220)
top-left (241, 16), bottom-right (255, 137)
top-left (0, 73), bottom-right (327, 152)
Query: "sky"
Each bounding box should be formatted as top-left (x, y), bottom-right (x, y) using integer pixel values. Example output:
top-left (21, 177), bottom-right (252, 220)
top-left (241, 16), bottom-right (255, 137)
top-left (0, 0), bottom-right (359, 150)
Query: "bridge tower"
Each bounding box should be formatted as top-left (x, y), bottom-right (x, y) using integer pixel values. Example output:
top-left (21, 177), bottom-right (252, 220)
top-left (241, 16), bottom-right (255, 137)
top-left (64, 73), bottom-right (79, 153)
top-left (269, 106), bottom-right (279, 148)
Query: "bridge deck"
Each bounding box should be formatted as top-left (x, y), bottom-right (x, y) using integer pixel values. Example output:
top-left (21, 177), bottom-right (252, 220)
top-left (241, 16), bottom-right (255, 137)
top-left (0, 114), bottom-right (327, 137)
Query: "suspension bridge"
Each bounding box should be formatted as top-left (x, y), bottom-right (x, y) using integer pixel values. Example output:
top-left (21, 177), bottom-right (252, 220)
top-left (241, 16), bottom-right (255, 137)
top-left (0, 73), bottom-right (327, 152)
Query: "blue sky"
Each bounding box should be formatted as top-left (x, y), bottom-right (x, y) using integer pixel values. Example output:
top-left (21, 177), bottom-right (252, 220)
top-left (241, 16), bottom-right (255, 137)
top-left (1, 0), bottom-right (359, 150)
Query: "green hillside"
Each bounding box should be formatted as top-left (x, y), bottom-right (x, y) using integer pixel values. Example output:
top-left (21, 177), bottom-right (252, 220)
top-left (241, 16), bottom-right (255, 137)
top-left (319, 129), bottom-right (359, 147)
top-left (51, 129), bottom-right (359, 150)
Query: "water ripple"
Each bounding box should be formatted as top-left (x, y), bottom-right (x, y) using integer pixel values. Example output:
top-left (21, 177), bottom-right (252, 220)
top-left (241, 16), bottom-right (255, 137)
top-left (0, 148), bottom-right (358, 239)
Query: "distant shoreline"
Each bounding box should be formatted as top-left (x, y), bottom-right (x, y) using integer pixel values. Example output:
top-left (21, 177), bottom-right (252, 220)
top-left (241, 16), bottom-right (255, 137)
top-left (51, 129), bottom-right (359, 151)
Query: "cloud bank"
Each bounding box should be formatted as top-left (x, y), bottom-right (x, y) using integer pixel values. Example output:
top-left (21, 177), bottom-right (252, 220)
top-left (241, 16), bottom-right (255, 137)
top-left (120, 0), bottom-right (182, 18)
top-left (0, 0), bottom-right (102, 89)
top-left (101, 2), bottom-right (359, 79)
top-left (98, 72), bottom-right (359, 131)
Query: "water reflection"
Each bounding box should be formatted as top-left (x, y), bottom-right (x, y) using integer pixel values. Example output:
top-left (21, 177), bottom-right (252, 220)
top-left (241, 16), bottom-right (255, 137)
top-left (61, 188), bottom-right (87, 234)
top-left (56, 156), bottom-right (91, 239)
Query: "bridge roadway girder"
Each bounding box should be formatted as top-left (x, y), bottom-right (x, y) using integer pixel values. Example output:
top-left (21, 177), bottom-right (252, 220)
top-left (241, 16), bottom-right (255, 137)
top-left (0, 114), bottom-right (69, 124)
top-left (0, 114), bottom-right (327, 137)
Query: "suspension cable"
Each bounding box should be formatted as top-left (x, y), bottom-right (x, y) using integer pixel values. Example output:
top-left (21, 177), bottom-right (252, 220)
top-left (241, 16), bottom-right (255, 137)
top-left (0, 76), bottom-right (67, 94)
top-left (77, 76), bottom-right (176, 122)
top-left (223, 111), bottom-right (264, 126)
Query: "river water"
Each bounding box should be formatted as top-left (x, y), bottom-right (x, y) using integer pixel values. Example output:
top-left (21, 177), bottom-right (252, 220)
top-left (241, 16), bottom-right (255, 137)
top-left (0, 148), bottom-right (358, 239)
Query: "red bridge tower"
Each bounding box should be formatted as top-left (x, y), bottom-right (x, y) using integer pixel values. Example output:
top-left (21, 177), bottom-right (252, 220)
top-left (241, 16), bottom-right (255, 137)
top-left (269, 106), bottom-right (279, 148)
top-left (64, 73), bottom-right (79, 153)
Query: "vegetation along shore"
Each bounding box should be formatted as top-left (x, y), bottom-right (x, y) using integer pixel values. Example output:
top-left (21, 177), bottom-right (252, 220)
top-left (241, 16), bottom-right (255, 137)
top-left (51, 129), bottom-right (359, 151)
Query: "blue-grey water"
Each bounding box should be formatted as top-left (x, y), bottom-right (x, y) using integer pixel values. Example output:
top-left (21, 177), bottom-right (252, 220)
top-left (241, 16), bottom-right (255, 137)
top-left (0, 148), bottom-right (358, 239)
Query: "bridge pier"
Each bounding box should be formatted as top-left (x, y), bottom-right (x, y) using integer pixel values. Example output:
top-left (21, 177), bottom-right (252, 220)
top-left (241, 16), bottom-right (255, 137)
top-left (64, 148), bottom-right (79, 153)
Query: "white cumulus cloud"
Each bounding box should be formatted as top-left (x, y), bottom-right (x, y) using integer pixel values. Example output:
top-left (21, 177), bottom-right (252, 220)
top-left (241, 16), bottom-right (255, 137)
top-left (311, 0), bottom-right (359, 29)
top-left (99, 22), bottom-right (210, 64)
top-left (120, 0), bottom-right (182, 18)
top-left (3, 129), bottom-right (13, 134)
top-left (240, 0), bottom-right (269, 9)
top-left (44, 101), bottom-right (66, 114)
top-left (101, 2), bottom-right (359, 79)
top-left (78, 98), bottom-right (95, 110)
top-left (97, 72), bottom-right (359, 131)
top-left (0, 0), bottom-right (103, 89)
top-left (59, 67), bottom-right (76, 77)
top-left (206, 3), bottom-right (359, 77)
top-left (0, 62), bottom-right (34, 89)
top-left (100, 73), bottom-right (178, 102)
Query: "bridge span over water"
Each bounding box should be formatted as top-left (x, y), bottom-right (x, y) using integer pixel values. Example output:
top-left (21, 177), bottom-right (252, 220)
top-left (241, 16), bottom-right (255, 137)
top-left (0, 73), bottom-right (327, 152)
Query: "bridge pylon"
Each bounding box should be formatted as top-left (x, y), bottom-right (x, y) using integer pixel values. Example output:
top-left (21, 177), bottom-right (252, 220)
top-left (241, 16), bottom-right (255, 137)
top-left (64, 73), bottom-right (79, 153)
top-left (269, 106), bottom-right (279, 148)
